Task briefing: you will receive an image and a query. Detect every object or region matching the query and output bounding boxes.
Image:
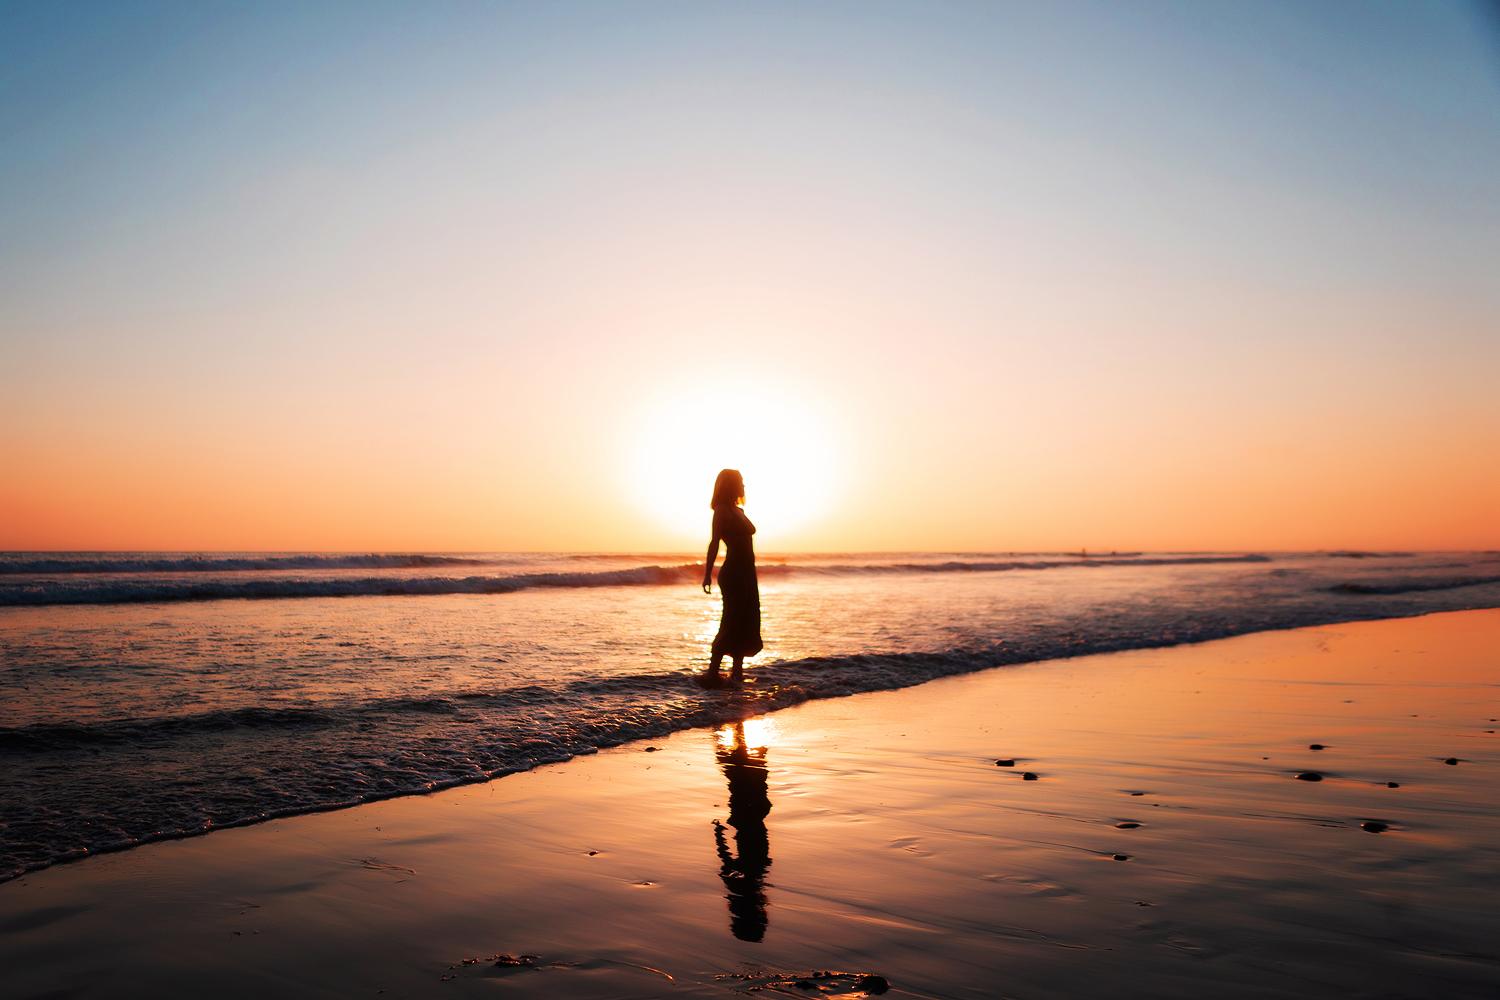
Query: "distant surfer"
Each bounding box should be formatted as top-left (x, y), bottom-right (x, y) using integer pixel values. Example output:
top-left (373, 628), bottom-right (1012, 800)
top-left (699, 469), bottom-right (762, 688)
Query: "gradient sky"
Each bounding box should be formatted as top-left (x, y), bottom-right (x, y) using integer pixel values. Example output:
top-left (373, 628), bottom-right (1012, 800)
top-left (2, 1), bottom-right (1497, 552)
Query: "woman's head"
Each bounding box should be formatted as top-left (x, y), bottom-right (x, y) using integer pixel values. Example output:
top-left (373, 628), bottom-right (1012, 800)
top-left (711, 469), bottom-right (745, 509)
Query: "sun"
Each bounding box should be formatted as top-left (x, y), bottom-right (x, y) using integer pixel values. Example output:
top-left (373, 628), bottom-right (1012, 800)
top-left (626, 384), bottom-right (840, 544)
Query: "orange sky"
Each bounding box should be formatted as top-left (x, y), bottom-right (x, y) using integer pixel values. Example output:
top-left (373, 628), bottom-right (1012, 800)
top-left (2, 4), bottom-right (1497, 553)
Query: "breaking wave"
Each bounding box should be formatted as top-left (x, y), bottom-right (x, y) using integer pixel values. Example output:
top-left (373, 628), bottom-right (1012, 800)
top-left (0, 553), bottom-right (496, 575)
top-left (1328, 574), bottom-right (1500, 595)
top-left (0, 555), bottom-right (1271, 607)
top-left (0, 565), bottom-right (702, 606)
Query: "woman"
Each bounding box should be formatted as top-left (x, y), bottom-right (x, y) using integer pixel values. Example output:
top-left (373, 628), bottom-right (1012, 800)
top-left (700, 468), bottom-right (762, 688)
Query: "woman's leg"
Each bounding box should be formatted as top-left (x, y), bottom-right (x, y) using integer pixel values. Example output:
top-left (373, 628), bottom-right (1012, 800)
top-left (730, 655), bottom-right (744, 683)
top-left (701, 638), bottom-right (724, 686)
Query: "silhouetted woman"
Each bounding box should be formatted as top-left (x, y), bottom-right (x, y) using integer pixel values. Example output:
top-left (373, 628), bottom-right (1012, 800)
top-left (700, 469), bottom-right (762, 688)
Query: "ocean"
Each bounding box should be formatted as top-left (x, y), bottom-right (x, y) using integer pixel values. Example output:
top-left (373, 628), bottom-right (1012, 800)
top-left (3, 549), bottom-right (1498, 883)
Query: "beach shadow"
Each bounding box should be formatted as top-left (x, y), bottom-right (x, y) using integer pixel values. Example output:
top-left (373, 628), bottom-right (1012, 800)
top-left (712, 722), bottom-right (772, 943)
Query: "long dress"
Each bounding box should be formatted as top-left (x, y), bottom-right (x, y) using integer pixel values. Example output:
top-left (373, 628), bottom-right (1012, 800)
top-left (712, 506), bottom-right (763, 658)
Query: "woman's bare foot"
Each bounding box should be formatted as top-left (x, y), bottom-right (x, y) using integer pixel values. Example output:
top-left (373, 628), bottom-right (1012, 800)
top-left (694, 672), bottom-right (726, 689)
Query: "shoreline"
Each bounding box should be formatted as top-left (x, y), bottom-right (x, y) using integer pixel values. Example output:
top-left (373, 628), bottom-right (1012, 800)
top-left (4, 608), bottom-right (1496, 998)
top-left (7, 600), bottom-right (1499, 886)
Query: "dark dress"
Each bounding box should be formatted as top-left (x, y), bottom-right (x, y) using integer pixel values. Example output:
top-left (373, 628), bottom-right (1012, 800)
top-left (712, 506), bottom-right (763, 658)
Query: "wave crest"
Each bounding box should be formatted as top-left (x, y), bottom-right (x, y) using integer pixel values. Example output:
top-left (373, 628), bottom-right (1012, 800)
top-left (0, 554), bottom-right (495, 575)
top-left (1328, 575), bottom-right (1500, 595)
top-left (0, 556), bottom-right (1275, 607)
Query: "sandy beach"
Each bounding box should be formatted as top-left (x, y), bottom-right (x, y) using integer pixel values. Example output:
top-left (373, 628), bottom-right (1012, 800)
top-left (3, 607), bottom-right (1496, 999)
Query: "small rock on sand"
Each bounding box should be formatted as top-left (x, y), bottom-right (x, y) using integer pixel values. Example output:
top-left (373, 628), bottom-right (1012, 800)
top-left (1112, 854), bottom-right (1130, 861)
top-left (494, 955), bottom-right (539, 968)
top-left (1296, 772), bottom-right (1322, 781)
top-left (995, 759), bottom-right (1015, 767)
top-left (1022, 772), bottom-right (1038, 780)
top-left (1115, 822), bottom-right (1141, 829)
top-left (1361, 821), bottom-right (1389, 833)
top-left (1309, 744), bottom-right (1325, 750)
top-left (1444, 757), bottom-right (1459, 765)
top-left (1387, 782), bottom-right (1400, 788)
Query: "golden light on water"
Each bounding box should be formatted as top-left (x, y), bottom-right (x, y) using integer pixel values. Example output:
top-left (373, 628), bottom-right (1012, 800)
top-left (625, 383), bottom-right (840, 542)
top-left (739, 717), bottom-right (777, 749)
top-left (716, 717), bottom-right (779, 752)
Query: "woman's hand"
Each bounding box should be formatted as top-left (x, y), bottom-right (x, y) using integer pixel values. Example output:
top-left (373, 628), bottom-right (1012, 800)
top-left (702, 579), bottom-right (713, 594)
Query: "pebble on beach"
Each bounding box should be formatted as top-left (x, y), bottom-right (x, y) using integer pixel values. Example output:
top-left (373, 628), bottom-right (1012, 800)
top-left (995, 759), bottom-right (1015, 767)
top-left (1361, 821), bottom-right (1389, 833)
top-left (1387, 782), bottom-right (1400, 788)
top-left (1309, 744), bottom-right (1326, 750)
top-left (1112, 854), bottom-right (1130, 861)
top-left (1296, 772), bottom-right (1322, 781)
top-left (494, 955), bottom-right (540, 968)
top-left (1444, 757), bottom-right (1459, 765)
top-left (1115, 822), bottom-right (1141, 829)
top-left (728, 971), bottom-right (891, 995)
top-left (1022, 772), bottom-right (1039, 780)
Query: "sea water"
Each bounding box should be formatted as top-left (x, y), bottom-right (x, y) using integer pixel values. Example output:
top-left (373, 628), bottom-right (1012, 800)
top-left (2, 550), bottom-right (1498, 881)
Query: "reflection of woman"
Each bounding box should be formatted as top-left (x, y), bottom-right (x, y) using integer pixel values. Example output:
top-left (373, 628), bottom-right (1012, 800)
top-left (713, 723), bottom-right (772, 942)
top-left (700, 469), bottom-right (762, 689)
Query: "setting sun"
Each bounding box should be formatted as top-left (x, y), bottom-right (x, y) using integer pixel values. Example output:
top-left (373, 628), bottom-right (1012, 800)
top-left (624, 383), bottom-right (841, 544)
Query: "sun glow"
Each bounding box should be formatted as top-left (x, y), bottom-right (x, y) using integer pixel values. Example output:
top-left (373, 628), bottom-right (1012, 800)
top-left (626, 384), bottom-right (840, 543)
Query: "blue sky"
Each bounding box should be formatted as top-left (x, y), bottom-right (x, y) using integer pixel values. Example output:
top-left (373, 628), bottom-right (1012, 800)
top-left (2, 1), bottom-right (1497, 550)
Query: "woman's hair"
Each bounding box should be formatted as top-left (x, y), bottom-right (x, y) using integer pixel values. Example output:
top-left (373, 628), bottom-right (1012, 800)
top-left (710, 469), bottom-right (745, 509)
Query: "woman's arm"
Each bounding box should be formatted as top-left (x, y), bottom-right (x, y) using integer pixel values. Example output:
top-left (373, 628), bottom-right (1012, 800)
top-left (703, 534), bottom-right (721, 593)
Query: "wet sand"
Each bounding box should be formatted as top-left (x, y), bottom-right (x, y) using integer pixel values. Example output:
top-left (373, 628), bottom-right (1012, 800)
top-left (3, 609), bottom-right (1497, 999)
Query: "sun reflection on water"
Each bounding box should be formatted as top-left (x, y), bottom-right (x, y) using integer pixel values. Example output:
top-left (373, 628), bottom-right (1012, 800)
top-left (717, 716), bottom-right (778, 752)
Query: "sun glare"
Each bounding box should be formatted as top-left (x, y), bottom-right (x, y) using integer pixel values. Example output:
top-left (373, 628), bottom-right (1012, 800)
top-left (626, 384), bottom-right (840, 543)
top-left (715, 717), bottom-right (779, 751)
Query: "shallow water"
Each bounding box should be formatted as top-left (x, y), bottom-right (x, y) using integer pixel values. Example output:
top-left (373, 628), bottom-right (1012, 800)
top-left (2, 549), bottom-right (1497, 881)
top-left (3, 611), bottom-right (1496, 999)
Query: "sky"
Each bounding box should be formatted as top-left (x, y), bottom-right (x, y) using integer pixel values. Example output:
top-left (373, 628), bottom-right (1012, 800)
top-left (1, 0), bottom-right (1497, 553)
